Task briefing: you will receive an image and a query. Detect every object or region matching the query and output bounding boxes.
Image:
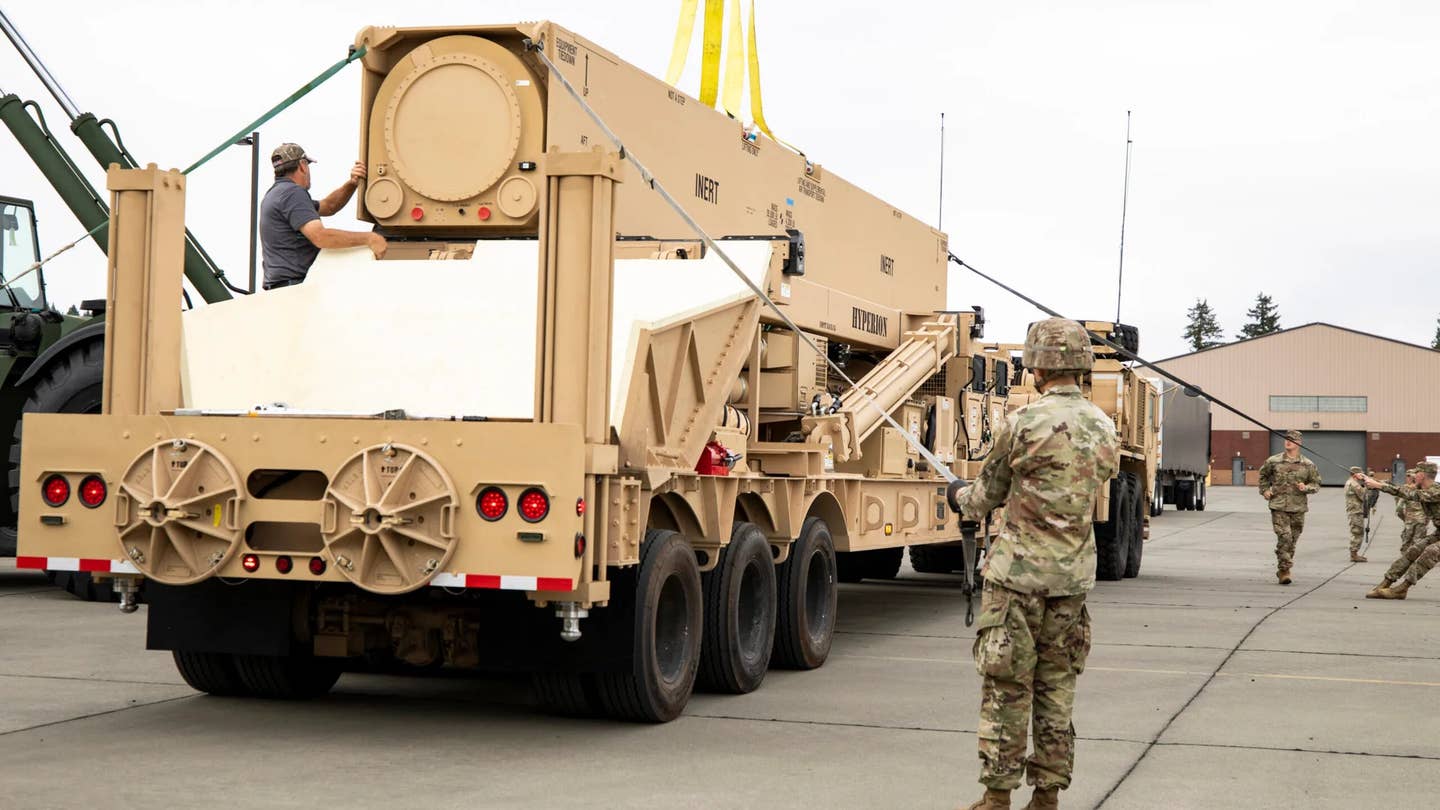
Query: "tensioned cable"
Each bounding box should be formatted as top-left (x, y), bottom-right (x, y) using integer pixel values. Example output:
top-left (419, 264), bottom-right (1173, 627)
top-left (0, 45), bottom-right (369, 297)
top-left (526, 36), bottom-right (961, 483)
top-left (951, 252), bottom-right (1361, 481)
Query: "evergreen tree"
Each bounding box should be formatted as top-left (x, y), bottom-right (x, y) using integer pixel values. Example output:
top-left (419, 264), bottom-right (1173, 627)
top-left (1236, 292), bottom-right (1282, 340)
top-left (1183, 299), bottom-right (1224, 351)
top-left (1432, 316), bottom-right (1440, 350)
top-left (64, 304), bottom-right (79, 316)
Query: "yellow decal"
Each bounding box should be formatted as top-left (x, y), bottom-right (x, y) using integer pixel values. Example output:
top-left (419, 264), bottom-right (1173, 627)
top-left (212, 504), bottom-right (222, 527)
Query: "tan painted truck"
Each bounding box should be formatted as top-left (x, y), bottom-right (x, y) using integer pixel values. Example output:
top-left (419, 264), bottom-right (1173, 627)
top-left (18, 22), bottom-right (1016, 721)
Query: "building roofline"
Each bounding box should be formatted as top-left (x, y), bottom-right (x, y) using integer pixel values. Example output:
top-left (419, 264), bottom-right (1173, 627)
top-left (1153, 322), bottom-right (1438, 364)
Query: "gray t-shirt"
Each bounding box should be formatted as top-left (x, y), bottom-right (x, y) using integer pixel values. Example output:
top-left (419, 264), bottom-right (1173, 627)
top-left (260, 178), bottom-right (321, 286)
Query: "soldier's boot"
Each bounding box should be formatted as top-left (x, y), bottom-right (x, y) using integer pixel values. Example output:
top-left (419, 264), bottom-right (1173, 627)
top-left (1366, 578), bottom-right (1395, 598)
top-left (1277, 569), bottom-right (1292, 585)
top-left (1375, 581), bottom-right (1411, 600)
top-left (1350, 552), bottom-right (1368, 563)
top-left (1022, 787), bottom-right (1060, 810)
top-left (962, 788), bottom-right (1011, 810)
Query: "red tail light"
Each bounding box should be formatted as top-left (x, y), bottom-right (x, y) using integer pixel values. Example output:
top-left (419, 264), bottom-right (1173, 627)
top-left (42, 474), bottom-right (69, 507)
top-left (477, 487), bottom-right (508, 521)
top-left (275, 555), bottom-right (293, 574)
top-left (518, 488), bottom-right (550, 522)
top-left (576, 497), bottom-right (586, 516)
top-left (309, 556), bottom-right (327, 575)
top-left (241, 553), bottom-right (260, 572)
top-left (78, 475), bottom-right (107, 508)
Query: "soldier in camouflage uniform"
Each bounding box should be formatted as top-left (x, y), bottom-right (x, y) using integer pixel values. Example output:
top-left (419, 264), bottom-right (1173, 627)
top-left (1342, 466), bottom-right (1374, 562)
top-left (947, 318), bottom-right (1120, 810)
top-left (1396, 469), bottom-right (1428, 554)
top-left (1362, 461), bottom-right (1440, 599)
top-left (1257, 430), bottom-right (1322, 584)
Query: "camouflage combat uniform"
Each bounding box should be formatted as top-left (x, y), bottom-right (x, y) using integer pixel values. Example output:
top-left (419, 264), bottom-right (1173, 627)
top-left (1257, 449), bottom-right (1321, 575)
top-left (1342, 473), bottom-right (1375, 556)
top-left (1397, 473), bottom-right (1428, 554)
top-left (953, 382), bottom-right (1119, 793)
top-left (1377, 472), bottom-right (1440, 588)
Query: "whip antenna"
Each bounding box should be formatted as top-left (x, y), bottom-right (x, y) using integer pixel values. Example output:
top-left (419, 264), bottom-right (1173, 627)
top-left (1115, 110), bottom-right (1133, 322)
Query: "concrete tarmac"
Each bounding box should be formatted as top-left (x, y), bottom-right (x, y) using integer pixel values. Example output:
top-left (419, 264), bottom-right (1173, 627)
top-left (0, 486), bottom-right (1434, 809)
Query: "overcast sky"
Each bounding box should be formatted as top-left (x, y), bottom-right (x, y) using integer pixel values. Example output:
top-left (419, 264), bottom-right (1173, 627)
top-left (2, 0), bottom-right (1436, 359)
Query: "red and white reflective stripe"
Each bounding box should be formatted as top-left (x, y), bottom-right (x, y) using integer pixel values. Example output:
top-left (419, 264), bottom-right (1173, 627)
top-left (430, 572), bottom-right (573, 592)
top-left (16, 556), bottom-right (140, 574)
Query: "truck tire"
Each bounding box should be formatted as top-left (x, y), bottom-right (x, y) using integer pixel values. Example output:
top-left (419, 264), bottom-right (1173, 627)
top-left (172, 650), bottom-right (248, 696)
top-left (233, 653), bottom-right (342, 699)
top-left (5, 339), bottom-right (106, 601)
top-left (697, 521), bottom-right (776, 694)
top-left (772, 517), bottom-right (837, 670)
top-left (533, 672), bottom-right (600, 717)
top-left (1150, 478), bottom-right (1163, 517)
top-left (908, 543), bottom-right (965, 574)
top-left (1124, 475), bottom-right (1145, 578)
top-left (1095, 476), bottom-right (1129, 581)
top-left (1195, 481), bottom-right (1206, 512)
top-left (595, 529), bottom-right (703, 722)
top-left (836, 546), bottom-right (904, 582)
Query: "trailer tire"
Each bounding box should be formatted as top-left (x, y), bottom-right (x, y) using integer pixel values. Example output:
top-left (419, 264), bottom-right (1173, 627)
top-left (1195, 481), bottom-right (1206, 512)
top-left (233, 653), bottom-right (342, 699)
top-left (595, 529), bottom-right (703, 722)
top-left (1095, 476), bottom-right (1129, 581)
top-left (772, 517), bottom-right (837, 670)
top-left (908, 543), bottom-right (965, 574)
top-left (6, 339), bottom-right (106, 601)
top-left (697, 522), bottom-right (776, 694)
top-left (1124, 475), bottom-right (1145, 578)
top-left (533, 672), bottom-right (600, 717)
top-left (837, 546), bottom-right (904, 582)
top-left (173, 650), bottom-right (248, 696)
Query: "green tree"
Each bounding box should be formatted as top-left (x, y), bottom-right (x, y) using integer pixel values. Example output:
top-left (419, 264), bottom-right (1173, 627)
top-left (64, 304), bottom-right (79, 316)
top-left (1236, 292), bottom-right (1282, 340)
top-left (1432, 316), bottom-right (1440, 350)
top-left (1183, 298), bottom-right (1224, 351)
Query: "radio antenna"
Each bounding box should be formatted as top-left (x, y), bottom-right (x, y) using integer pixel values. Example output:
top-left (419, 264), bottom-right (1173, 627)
top-left (1115, 110), bottom-right (1133, 322)
top-left (937, 112), bottom-right (946, 230)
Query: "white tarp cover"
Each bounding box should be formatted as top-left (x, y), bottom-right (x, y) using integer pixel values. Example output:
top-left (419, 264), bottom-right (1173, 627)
top-left (180, 241), bottom-right (772, 424)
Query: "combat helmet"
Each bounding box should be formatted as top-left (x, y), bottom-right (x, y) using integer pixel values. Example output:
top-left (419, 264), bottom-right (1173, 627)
top-left (1022, 318), bottom-right (1094, 372)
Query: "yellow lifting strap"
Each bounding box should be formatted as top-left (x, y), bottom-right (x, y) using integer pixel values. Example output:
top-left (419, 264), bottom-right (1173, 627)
top-left (720, 0), bottom-right (745, 117)
top-left (745, 0), bottom-right (775, 139)
top-left (662, 0), bottom-right (698, 86)
top-left (699, 0), bottom-right (725, 106)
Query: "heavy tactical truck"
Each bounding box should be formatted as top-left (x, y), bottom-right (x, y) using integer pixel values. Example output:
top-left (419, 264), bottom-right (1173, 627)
top-left (1151, 382), bottom-right (1211, 513)
top-left (20, 21), bottom-right (1023, 721)
top-left (925, 321), bottom-right (1159, 581)
top-left (0, 10), bottom-right (247, 598)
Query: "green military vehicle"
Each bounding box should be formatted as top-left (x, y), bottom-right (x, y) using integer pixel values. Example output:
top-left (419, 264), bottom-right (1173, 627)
top-left (1, 10), bottom-right (251, 598)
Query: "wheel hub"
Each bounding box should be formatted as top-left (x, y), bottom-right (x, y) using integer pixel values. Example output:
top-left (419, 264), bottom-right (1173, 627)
top-left (115, 439), bottom-right (244, 585)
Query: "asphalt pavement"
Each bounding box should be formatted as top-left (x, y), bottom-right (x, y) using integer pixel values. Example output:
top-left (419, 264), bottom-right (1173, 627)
top-left (1, 486), bottom-right (1435, 809)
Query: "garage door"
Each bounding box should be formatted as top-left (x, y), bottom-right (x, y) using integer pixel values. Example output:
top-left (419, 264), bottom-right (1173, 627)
top-left (1269, 430), bottom-right (1365, 486)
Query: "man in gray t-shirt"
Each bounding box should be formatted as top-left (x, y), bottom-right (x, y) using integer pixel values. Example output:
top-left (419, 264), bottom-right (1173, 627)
top-left (260, 143), bottom-right (387, 289)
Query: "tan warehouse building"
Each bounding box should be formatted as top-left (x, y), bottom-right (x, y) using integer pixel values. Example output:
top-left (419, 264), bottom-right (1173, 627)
top-left (1154, 323), bottom-right (1439, 486)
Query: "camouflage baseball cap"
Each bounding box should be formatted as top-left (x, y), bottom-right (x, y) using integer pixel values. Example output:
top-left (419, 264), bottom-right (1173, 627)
top-left (1022, 318), bottom-right (1093, 372)
top-left (1417, 461), bottom-right (1438, 477)
top-left (1349, 466), bottom-right (1362, 474)
top-left (1283, 429), bottom-right (1303, 443)
top-left (271, 143), bottom-right (315, 171)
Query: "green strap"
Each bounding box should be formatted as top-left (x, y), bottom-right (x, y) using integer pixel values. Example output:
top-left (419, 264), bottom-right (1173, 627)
top-left (183, 44), bottom-right (367, 175)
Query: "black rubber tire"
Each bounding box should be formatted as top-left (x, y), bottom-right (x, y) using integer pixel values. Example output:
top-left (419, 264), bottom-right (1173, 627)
top-left (533, 672), bottom-right (600, 717)
top-left (1124, 474), bottom-right (1145, 579)
top-left (1095, 476), bottom-right (1128, 581)
top-left (697, 522), bottom-right (777, 694)
top-left (1195, 481), bottom-right (1206, 512)
top-left (594, 529), bottom-right (703, 722)
top-left (772, 517), bottom-right (838, 670)
top-left (233, 653), bottom-right (342, 699)
top-left (7, 339), bottom-right (106, 601)
top-left (836, 546), bottom-right (904, 583)
top-left (43, 570), bottom-right (118, 602)
top-left (173, 650), bottom-right (249, 696)
top-left (908, 543), bottom-right (966, 574)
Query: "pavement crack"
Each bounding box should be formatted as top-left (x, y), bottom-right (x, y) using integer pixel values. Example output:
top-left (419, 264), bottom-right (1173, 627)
top-left (0, 671), bottom-right (184, 687)
top-left (1093, 560), bottom-right (1357, 809)
top-left (0, 694), bottom-right (193, 738)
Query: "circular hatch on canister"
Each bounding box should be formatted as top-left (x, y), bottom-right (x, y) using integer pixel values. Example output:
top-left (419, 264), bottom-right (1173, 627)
top-left (382, 38), bottom-right (524, 203)
top-left (115, 439), bottom-right (245, 585)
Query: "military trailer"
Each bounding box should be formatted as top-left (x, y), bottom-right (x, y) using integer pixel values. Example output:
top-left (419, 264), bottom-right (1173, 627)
top-left (1152, 382), bottom-right (1212, 513)
top-left (18, 21), bottom-right (1028, 721)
